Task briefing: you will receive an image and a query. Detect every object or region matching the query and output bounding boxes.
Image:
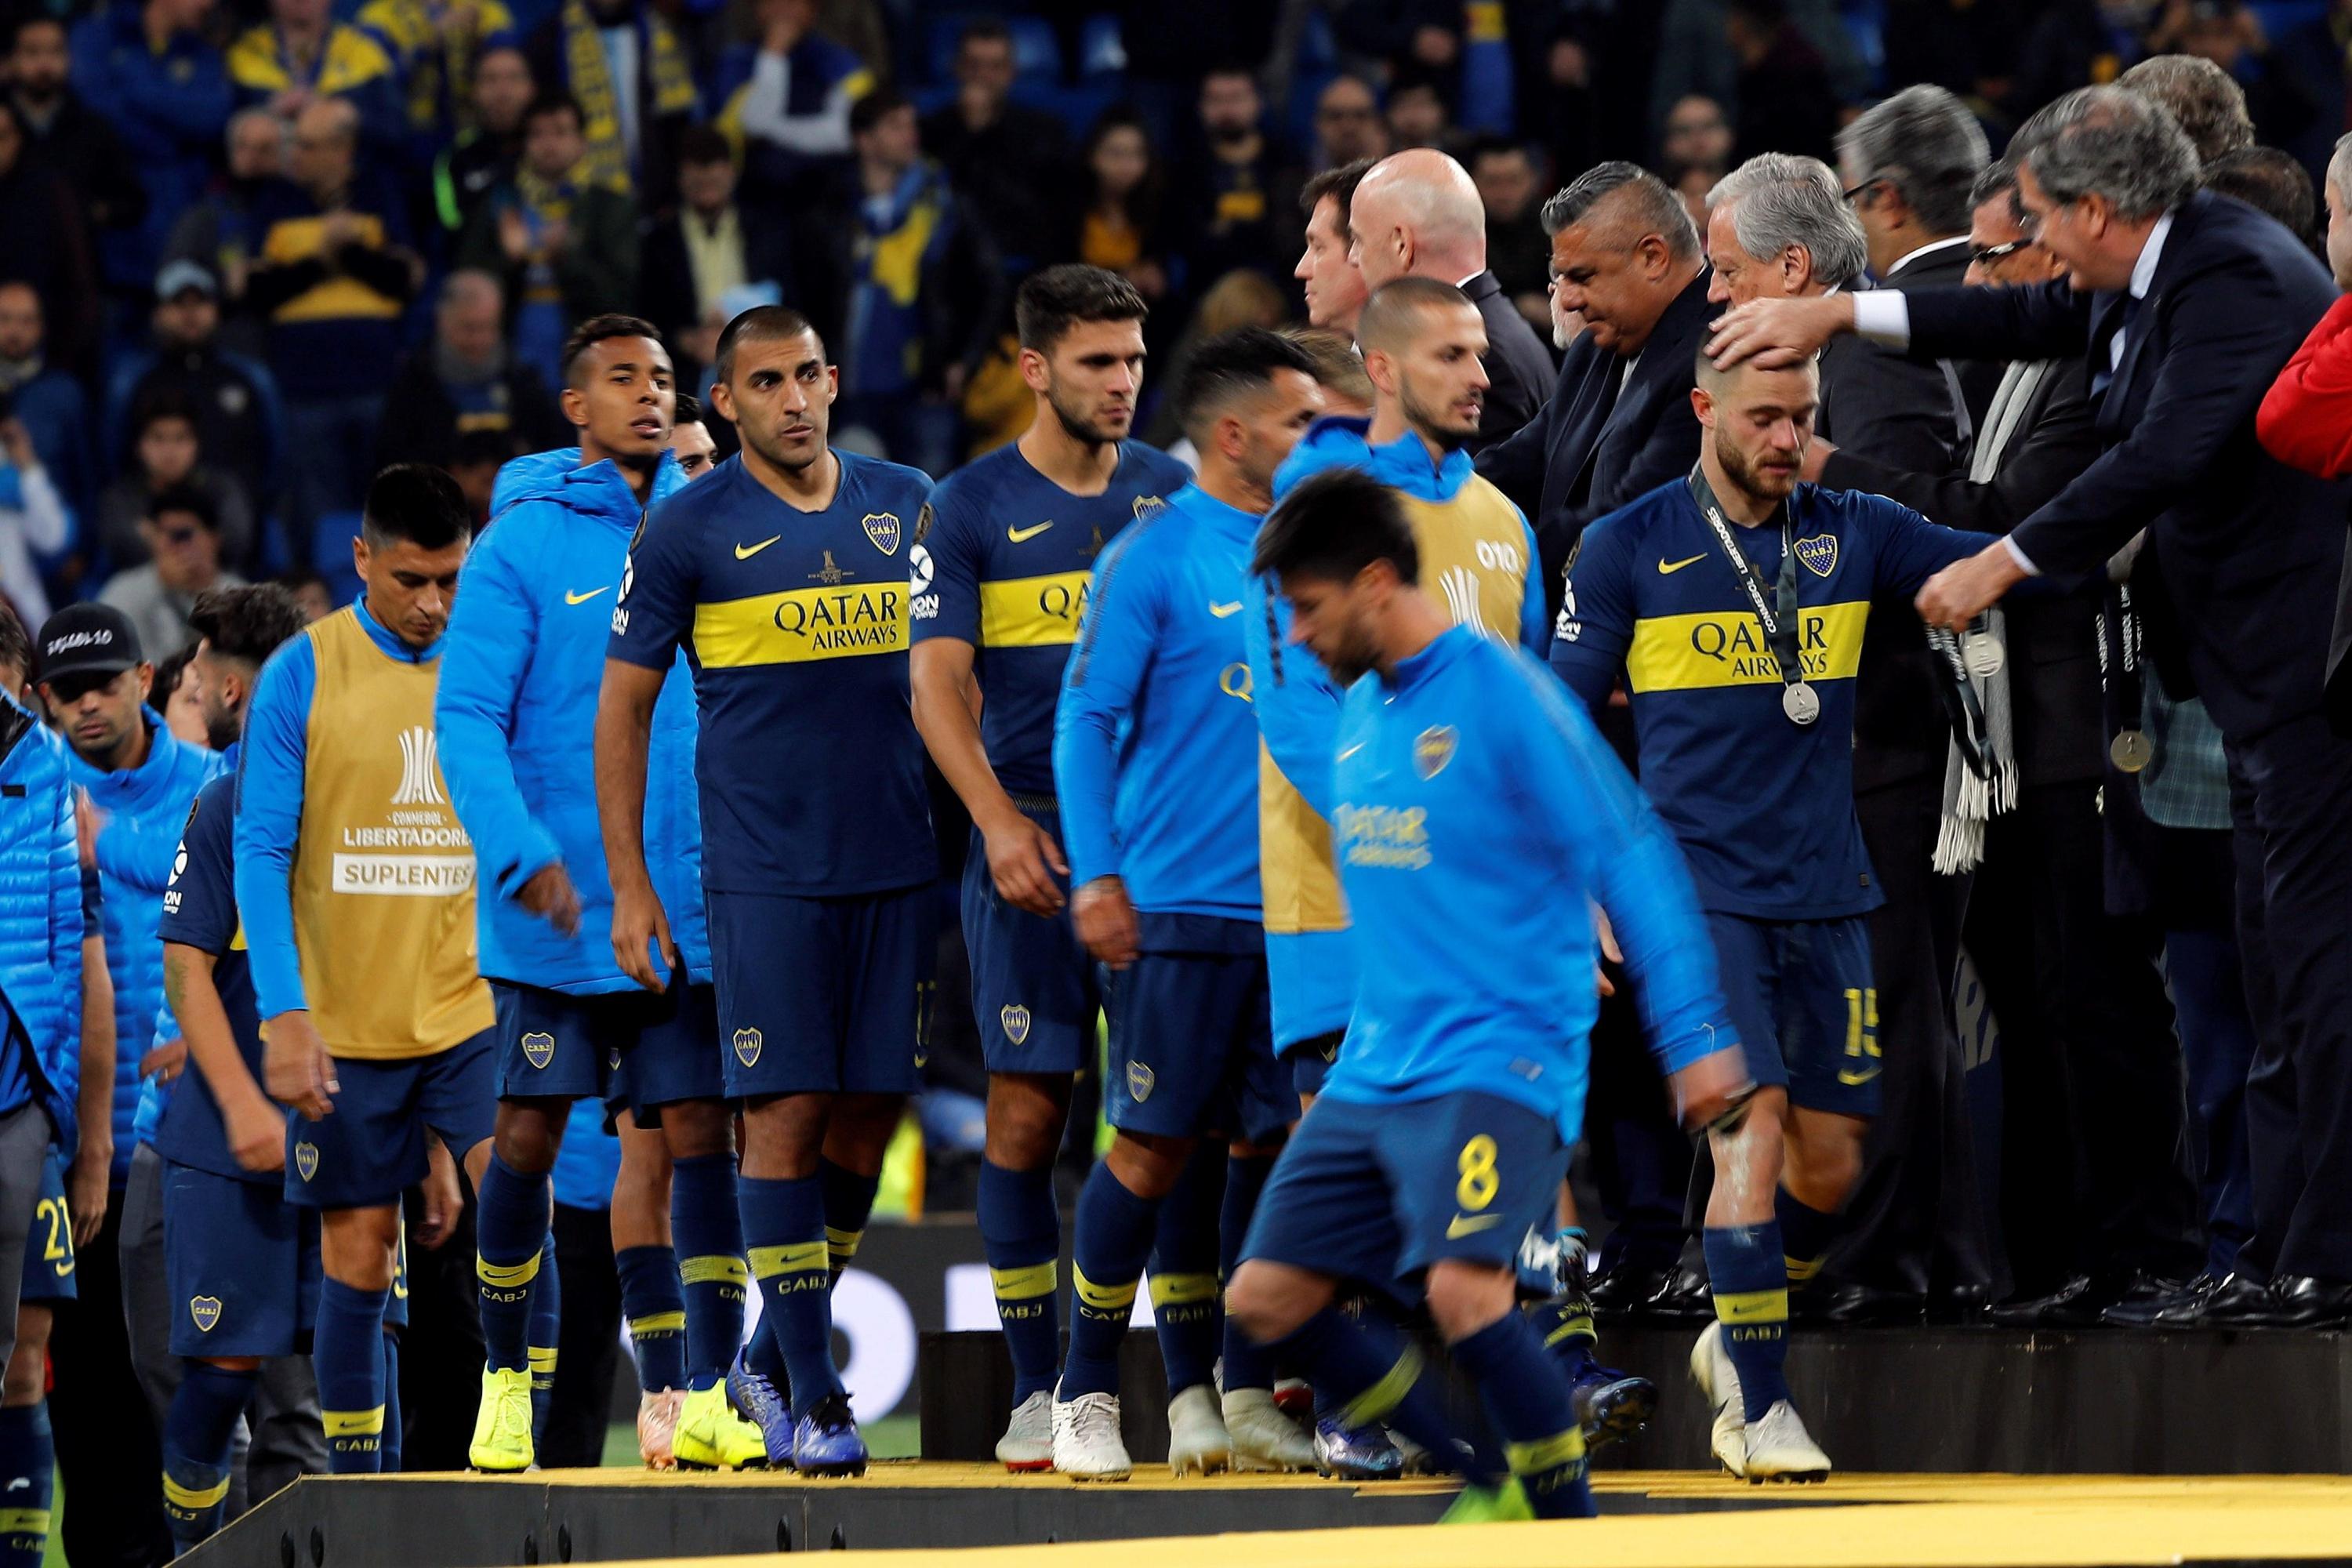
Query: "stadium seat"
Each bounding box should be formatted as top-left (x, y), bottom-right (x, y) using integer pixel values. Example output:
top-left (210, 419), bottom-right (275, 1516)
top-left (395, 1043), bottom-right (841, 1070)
top-left (1011, 78), bottom-right (1123, 139)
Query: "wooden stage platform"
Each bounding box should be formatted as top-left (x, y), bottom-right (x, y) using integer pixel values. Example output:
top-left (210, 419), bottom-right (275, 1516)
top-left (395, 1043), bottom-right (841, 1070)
top-left (194, 1467), bottom-right (2352, 1567)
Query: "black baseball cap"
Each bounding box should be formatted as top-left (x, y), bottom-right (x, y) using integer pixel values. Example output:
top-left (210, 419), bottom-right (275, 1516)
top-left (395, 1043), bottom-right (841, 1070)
top-left (36, 604), bottom-right (143, 686)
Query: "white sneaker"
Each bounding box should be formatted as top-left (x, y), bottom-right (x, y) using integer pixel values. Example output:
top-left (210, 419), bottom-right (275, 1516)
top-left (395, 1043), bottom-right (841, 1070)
top-left (1389, 1428), bottom-right (1442, 1475)
top-left (1167, 1384), bottom-right (1232, 1477)
top-left (1223, 1387), bottom-right (1312, 1472)
top-left (1051, 1387), bottom-right (1132, 1482)
top-left (1742, 1399), bottom-right (1831, 1483)
top-left (1689, 1322), bottom-right (1747, 1478)
top-left (996, 1390), bottom-right (1054, 1473)
top-left (636, 1388), bottom-right (684, 1470)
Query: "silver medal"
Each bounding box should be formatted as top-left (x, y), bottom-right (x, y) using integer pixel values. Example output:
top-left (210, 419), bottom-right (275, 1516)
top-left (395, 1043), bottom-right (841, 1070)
top-left (1782, 681), bottom-right (1821, 727)
top-left (1964, 631), bottom-right (2005, 679)
top-left (2110, 729), bottom-right (2152, 773)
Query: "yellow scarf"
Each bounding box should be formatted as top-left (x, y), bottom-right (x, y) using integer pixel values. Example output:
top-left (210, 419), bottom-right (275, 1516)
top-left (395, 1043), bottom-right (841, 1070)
top-left (561, 0), bottom-right (695, 194)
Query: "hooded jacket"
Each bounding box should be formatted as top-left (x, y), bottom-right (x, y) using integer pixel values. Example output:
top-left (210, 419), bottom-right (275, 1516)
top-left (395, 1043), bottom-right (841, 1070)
top-left (0, 697), bottom-right (84, 1156)
top-left (436, 448), bottom-right (706, 994)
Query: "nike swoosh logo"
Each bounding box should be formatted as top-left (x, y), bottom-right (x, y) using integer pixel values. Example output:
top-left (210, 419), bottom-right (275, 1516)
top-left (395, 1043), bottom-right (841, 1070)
top-left (1445, 1213), bottom-right (1504, 1240)
top-left (1209, 601), bottom-right (1243, 618)
top-left (735, 535), bottom-right (782, 559)
top-left (1008, 521), bottom-right (1054, 543)
top-left (1658, 554), bottom-right (1707, 575)
top-left (564, 586), bottom-right (609, 605)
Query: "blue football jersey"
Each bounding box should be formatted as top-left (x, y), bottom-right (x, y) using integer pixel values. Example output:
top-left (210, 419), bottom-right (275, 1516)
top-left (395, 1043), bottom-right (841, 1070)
top-left (154, 775), bottom-right (274, 1185)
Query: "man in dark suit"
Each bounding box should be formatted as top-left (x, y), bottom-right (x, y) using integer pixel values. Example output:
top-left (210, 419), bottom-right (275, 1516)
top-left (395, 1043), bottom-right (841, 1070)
top-left (1476, 162), bottom-right (1711, 609)
top-left (1703, 132), bottom-right (1990, 1322)
top-left (1713, 85), bottom-right (2352, 1327)
top-left (1806, 160), bottom-right (2202, 1324)
top-left (1473, 160), bottom-right (1711, 1312)
top-left (1348, 147), bottom-right (1555, 452)
top-left (637, 125), bottom-right (795, 380)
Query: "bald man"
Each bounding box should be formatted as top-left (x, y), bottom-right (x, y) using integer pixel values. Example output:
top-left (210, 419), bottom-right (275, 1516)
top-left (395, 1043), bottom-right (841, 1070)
top-left (1348, 148), bottom-right (1554, 451)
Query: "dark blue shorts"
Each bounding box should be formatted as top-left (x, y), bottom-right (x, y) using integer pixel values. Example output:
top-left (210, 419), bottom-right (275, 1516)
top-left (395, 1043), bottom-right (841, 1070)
top-left (710, 886), bottom-right (935, 1099)
top-left (1284, 1030), bottom-right (1343, 1102)
top-left (287, 1029), bottom-right (497, 1209)
top-left (1242, 1091), bottom-right (1567, 1293)
top-left (963, 802), bottom-right (1102, 1076)
top-left (166, 1160), bottom-right (322, 1357)
top-left (21, 1149), bottom-right (74, 1305)
top-left (493, 982), bottom-right (637, 1102)
top-left (606, 982), bottom-right (725, 1120)
top-left (1104, 915), bottom-right (1288, 1147)
top-left (1706, 911), bottom-right (1880, 1116)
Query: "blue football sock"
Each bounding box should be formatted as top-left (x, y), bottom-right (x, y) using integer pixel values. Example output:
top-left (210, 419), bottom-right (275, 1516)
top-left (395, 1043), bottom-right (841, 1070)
top-left (528, 1234), bottom-right (561, 1445)
top-left (0, 1403), bottom-right (51, 1566)
top-left (818, 1159), bottom-right (880, 1289)
top-left (0, 1403), bottom-right (50, 1566)
top-left (1704, 1221), bottom-right (1792, 1421)
top-left (741, 1174), bottom-right (839, 1417)
top-left (1526, 1297), bottom-right (1599, 1381)
top-left (1269, 1307), bottom-right (1497, 1486)
top-left (978, 1159), bottom-right (1062, 1405)
top-left (1218, 1152), bottom-right (1277, 1393)
top-left (1452, 1312), bottom-right (1594, 1519)
top-left (1148, 1145), bottom-right (1222, 1398)
top-left (316, 1278), bottom-right (390, 1472)
top-left (1061, 1163), bottom-right (1163, 1399)
top-left (475, 1152), bottom-right (551, 1374)
top-left (671, 1154), bottom-right (746, 1390)
top-left (161, 1365), bottom-right (250, 1551)
top-left (380, 1331), bottom-right (403, 1473)
top-left (617, 1245), bottom-right (689, 1393)
top-left (1775, 1189), bottom-right (1839, 1290)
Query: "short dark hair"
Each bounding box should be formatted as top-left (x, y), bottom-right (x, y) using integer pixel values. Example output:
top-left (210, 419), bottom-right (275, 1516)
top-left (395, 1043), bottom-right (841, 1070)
top-left (713, 304), bottom-right (821, 387)
top-left (131, 390), bottom-right (200, 442)
top-left (850, 89), bottom-right (909, 138)
top-left (361, 463), bottom-right (472, 552)
top-left (523, 89), bottom-right (584, 133)
top-left (2203, 146), bottom-right (2318, 249)
top-left (1356, 276), bottom-right (1472, 357)
top-left (452, 426), bottom-right (521, 470)
top-left (1300, 156), bottom-right (1375, 221)
top-left (149, 642), bottom-right (196, 712)
top-left (1251, 467), bottom-right (1418, 586)
top-left (0, 598), bottom-right (29, 684)
top-left (1969, 156), bottom-right (2023, 223)
top-left (187, 583), bottom-right (306, 670)
top-left (1540, 160), bottom-right (1702, 258)
top-left (677, 122), bottom-right (732, 169)
top-left (561, 312), bottom-right (665, 387)
top-left (958, 17), bottom-right (1011, 52)
top-left (150, 483), bottom-right (218, 533)
top-left (1174, 326), bottom-right (1318, 440)
top-left (674, 390), bottom-right (703, 426)
top-left (1015, 263), bottom-right (1149, 354)
top-left (1466, 134), bottom-right (1532, 171)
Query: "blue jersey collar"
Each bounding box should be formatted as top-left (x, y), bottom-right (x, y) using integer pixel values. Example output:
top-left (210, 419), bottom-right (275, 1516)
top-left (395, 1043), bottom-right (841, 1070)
top-left (354, 595), bottom-right (441, 662)
top-left (1170, 481), bottom-right (1262, 539)
top-left (1378, 624), bottom-right (1472, 695)
top-left (1364, 426), bottom-right (1474, 503)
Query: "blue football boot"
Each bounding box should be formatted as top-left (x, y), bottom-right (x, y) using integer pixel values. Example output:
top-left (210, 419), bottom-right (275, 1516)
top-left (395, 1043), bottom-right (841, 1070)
top-left (792, 1390), bottom-right (869, 1477)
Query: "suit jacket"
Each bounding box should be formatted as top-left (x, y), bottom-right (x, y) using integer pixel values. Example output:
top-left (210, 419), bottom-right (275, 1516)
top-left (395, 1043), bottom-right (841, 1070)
top-left (1475, 265), bottom-right (1712, 611)
top-left (1823, 358), bottom-right (2106, 787)
top-left (637, 201), bottom-right (796, 351)
top-left (1829, 241), bottom-right (1977, 794)
top-left (1901, 191), bottom-right (2349, 741)
top-left (1463, 268), bottom-right (1556, 454)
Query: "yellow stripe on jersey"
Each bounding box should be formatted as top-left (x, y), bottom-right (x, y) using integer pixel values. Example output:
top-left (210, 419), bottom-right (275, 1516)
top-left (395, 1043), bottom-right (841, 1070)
top-left (693, 583), bottom-right (908, 668)
top-left (989, 1261), bottom-right (1058, 1301)
top-left (1625, 600), bottom-right (1870, 695)
top-left (978, 572), bottom-right (1094, 648)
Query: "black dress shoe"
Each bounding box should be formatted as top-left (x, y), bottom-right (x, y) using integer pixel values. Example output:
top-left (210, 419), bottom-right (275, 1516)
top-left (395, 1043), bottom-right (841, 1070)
top-left (1805, 1282), bottom-right (1926, 1327)
top-left (2176, 1272), bottom-right (2270, 1326)
top-left (1587, 1265), bottom-right (1671, 1318)
top-left (1644, 1264), bottom-right (1715, 1323)
top-left (1989, 1271), bottom-right (2182, 1328)
top-left (2234, 1274), bottom-right (2352, 1329)
top-left (1987, 1274), bottom-right (2094, 1327)
top-left (2103, 1272), bottom-right (2216, 1327)
top-left (1926, 1283), bottom-right (1992, 1324)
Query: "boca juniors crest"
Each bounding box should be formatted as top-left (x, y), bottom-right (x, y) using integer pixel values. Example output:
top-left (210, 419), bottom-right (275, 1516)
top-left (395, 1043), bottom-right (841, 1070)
top-left (1127, 1061), bottom-right (1156, 1103)
top-left (733, 1027), bottom-right (764, 1068)
top-left (1414, 725), bottom-right (1458, 780)
top-left (190, 1295), bottom-right (223, 1333)
top-left (521, 1031), bottom-right (555, 1070)
top-left (295, 1141), bottom-right (320, 1181)
top-left (1795, 534), bottom-right (1838, 579)
top-left (1000, 1005), bottom-right (1032, 1047)
top-left (863, 513), bottom-right (902, 556)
